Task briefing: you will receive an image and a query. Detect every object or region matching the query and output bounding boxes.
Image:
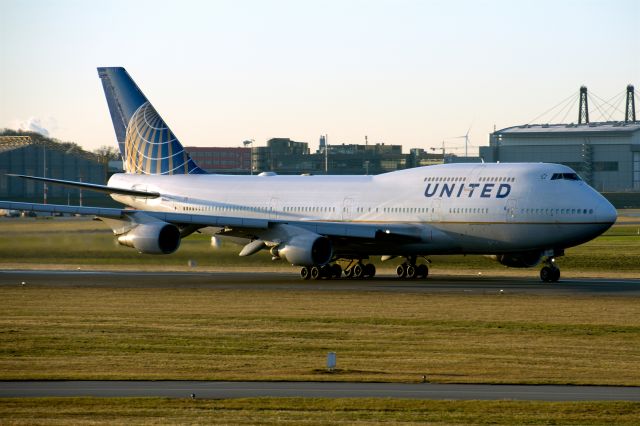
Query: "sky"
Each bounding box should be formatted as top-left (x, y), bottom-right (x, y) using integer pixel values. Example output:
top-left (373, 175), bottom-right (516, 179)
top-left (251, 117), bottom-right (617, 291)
top-left (1, 0), bottom-right (638, 155)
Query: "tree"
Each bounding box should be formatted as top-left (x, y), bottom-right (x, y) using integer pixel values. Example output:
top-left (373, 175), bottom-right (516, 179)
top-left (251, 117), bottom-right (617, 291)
top-left (93, 145), bottom-right (121, 160)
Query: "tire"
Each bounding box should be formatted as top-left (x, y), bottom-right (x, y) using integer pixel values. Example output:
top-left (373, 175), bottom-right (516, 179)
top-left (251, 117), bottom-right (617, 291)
top-left (320, 265), bottom-right (332, 279)
top-left (311, 266), bottom-right (321, 280)
top-left (352, 263), bottom-right (364, 279)
top-left (300, 267), bottom-right (311, 280)
top-left (396, 264), bottom-right (406, 278)
top-left (540, 266), bottom-right (552, 282)
top-left (551, 267), bottom-right (560, 282)
top-left (417, 264), bottom-right (428, 279)
top-left (364, 263), bottom-right (376, 278)
top-left (331, 264), bottom-right (343, 279)
top-left (405, 264), bottom-right (416, 279)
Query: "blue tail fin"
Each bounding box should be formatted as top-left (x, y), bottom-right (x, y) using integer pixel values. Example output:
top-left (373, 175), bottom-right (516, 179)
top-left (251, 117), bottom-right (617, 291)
top-left (97, 67), bottom-right (206, 175)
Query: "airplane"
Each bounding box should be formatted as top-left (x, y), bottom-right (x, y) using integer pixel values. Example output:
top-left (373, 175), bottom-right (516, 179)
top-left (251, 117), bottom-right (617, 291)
top-left (0, 67), bottom-right (617, 282)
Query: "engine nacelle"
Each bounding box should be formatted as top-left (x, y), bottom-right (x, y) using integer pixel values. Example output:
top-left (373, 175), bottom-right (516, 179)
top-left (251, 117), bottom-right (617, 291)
top-left (491, 251), bottom-right (543, 268)
top-left (117, 222), bottom-right (181, 254)
top-left (273, 234), bottom-right (333, 266)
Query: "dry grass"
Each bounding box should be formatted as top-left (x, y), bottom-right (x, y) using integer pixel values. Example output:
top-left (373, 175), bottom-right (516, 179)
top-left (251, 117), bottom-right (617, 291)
top-left (0, 398), bottom-right (639, 425)
top-left (1, 215), bottom-right (640, 275)
top-left (1, 286), bottom-right (639, 385)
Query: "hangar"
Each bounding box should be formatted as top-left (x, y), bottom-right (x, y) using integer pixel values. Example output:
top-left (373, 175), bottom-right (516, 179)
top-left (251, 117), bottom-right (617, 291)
top-left (480, 85), bottom-right (639, 192)
top-left (480, 122), bottom-right (640, 192)
top-left (0, 134), bottom-right (110, 206)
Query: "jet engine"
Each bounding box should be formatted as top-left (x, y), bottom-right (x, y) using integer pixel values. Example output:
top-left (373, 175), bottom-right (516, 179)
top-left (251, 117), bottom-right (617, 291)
top-left (490, 251), bottom-right (543, 268)
top-left (272, 234), bottom-right (333, 266)
top-left (117, 222), bottom-right (181, 254)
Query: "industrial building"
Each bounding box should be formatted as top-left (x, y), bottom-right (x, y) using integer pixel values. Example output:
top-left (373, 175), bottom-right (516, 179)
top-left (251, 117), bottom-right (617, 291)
top-left (481, 122), bottom-right (640, 191)
top-left (185, 146), bottom-right (251, 174)
top-left (481, 85), bottom-right (639, 193)
top-left (0, 134), bottom-right (110, 205)
top-left (251, 137), bottom-right (442, 175)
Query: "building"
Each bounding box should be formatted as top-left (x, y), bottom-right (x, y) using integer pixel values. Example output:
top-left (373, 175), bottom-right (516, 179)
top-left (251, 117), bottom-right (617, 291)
top-left (253, 138), bottom-right (311, 173)
top-left (0, 134), bottom-right (110, 205)
top-left (251, 137), bottom-right (441, 175)
top-left (185, 146), bottom-right (251, 174)
top-left (480, 122), bottom-right (640, 192)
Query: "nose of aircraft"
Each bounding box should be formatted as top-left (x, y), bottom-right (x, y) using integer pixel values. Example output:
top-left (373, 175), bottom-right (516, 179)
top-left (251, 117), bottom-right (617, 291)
top-left (596, 198), bottom-right (617, 224)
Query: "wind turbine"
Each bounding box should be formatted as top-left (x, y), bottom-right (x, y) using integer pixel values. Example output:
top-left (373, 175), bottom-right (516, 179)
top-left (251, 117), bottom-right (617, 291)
top-left (449, 124), bottom-right (472, 157)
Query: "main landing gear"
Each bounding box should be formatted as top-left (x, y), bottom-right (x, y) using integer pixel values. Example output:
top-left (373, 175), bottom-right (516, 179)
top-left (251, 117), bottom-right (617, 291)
top-left (540, 257), bottom-right (560, 283)
top-left (300, 261), bottom-right (376, 280)
top-left (395, 256), bottom-right (429, 280)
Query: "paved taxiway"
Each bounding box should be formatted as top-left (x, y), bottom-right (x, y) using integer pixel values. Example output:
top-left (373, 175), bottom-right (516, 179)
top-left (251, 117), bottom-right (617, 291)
top-left (1, 270), bottom-right (639, 296)
top-left (2, 381), bottom-right (640, 401)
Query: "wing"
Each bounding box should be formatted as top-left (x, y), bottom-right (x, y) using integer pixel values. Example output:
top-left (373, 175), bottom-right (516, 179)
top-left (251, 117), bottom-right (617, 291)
top-left (0, 200), bottom-right (423, 242)
top-left (6, 174), bottom-right (160, 198)
top-left (2, 174), bottom-right (427, 243)
top-left (0, 200), bottom-right (267, 228)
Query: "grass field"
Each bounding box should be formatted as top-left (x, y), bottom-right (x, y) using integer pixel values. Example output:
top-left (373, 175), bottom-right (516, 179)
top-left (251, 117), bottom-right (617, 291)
top-left (1, 287), bottom-right (639, 384)
top-left (1, 398), bottom-right (639, 425)
top-left (1, 215), bottom-right (639, 424)
top-left (0, 214), bottom-right (639, 275)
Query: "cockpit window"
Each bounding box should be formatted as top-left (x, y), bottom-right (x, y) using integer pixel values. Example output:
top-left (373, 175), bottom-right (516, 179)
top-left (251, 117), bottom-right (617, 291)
top-left (551, 173), bottom-right (581, 181)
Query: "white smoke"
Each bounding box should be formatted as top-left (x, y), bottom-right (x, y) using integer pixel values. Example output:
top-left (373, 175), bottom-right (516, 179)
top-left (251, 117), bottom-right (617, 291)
top-left (12, 117), bottom-right (58, 137)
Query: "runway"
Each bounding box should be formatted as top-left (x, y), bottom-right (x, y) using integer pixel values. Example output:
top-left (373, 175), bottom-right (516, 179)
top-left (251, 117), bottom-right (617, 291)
top-left (1, 270), bottom-right (640, 296)
top-left (2, 381), bottom-right (640, 401)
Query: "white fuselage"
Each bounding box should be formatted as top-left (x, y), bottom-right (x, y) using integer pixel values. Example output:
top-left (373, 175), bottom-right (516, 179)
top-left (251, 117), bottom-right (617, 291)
top-left (109, 163), bottom-right (617, 256)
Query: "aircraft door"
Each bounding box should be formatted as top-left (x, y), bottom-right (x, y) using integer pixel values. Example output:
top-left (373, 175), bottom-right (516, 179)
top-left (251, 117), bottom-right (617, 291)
top-left (342, 197), bottom-right (354, 221)
top-left (430, 199), bottom-right (442, 222)
top-left (506, 199), bottom-right (518, 222)
top-left (269, 197), bottom-right (281, 220)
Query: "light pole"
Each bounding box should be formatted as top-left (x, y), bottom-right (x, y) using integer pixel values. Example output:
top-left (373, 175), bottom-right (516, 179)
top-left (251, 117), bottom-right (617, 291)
top-left (243, 139), bottom-right (254, 175)
top-left (43, 144), bottom-right (47, 204)
top-left (430, 141), bottom-right (446, 163)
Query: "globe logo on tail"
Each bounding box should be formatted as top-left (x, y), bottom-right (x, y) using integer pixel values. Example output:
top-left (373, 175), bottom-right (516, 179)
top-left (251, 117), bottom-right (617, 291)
top-left (124, 102), bottom-right (203, 175)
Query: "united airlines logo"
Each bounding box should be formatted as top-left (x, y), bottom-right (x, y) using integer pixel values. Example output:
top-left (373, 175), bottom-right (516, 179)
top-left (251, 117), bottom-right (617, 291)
top-left (424, 182), bottom-right (511, 198)
top-left (124, 102), bottom-right (203, 175)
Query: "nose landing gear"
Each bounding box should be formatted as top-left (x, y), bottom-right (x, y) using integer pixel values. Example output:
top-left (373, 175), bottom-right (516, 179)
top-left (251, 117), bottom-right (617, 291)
top-left (540, 257), bottom-right (560, 283)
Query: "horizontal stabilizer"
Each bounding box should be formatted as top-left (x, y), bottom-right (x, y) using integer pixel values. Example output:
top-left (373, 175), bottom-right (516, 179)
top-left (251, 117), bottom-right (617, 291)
top-left (6, 174), bottom-right (160, 198)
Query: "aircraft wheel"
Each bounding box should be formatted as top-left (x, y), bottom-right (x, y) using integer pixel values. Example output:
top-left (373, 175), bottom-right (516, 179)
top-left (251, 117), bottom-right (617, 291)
top-left (405, 264), bottom-right (417, 279)
top-left (344, 267), bottom-right (353, 278)
top-left (300, 266), bottom-right (311, 280)
top-left (396, 263), bottom-right (406, 278)
top-left (540, 266), bottom-right (552, 282)
top-left (551, 267), bottom-right (560, 282)
top-left (311, 266), bottom-right (322, 280)
top-left (331, 264), bottom-right (343, 279)
top-left (352, 263), bottom-right (364, 279)
top-left (416, 264), bottom-right (429, 279)
top-left (320, 264), bottom-right (332, 279)
top-left (364, 263), bottom-right (376, 278)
